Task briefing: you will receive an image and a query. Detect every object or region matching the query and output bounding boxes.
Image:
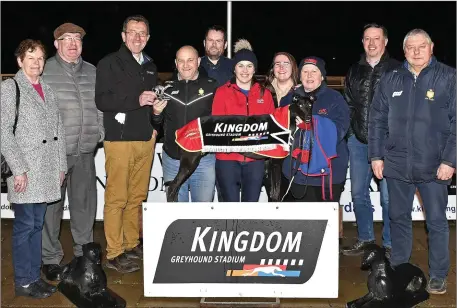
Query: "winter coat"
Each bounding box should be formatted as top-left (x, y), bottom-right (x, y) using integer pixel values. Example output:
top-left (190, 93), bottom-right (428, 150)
top-left (368, 57), bottom-right (456, 184)
top-left (282, 84), bottom-right (350, 186)
top-left (212, 79), bottom-right (275, 162)
top-left (42, 54), bottom-right (104, 155)
top-left (344, 52), bottom-right (401, 143)
top-left (1, 70), bottom-right (67, 204)
top-left (95, 44), bottom-right (158, 141)
top-left (200, 56), bottom-right (235, 87)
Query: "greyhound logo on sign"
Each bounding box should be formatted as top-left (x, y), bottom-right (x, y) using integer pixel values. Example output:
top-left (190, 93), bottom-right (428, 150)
top-left (152, 219), bottom-right (327, 284)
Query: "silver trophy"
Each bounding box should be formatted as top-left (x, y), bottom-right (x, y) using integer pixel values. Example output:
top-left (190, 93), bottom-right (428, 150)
top-left (153, 84), bottom-right (173, 101)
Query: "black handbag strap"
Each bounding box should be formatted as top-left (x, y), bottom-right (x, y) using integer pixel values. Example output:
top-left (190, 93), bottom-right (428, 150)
top-left (12, 78), bottom-right (20, 135)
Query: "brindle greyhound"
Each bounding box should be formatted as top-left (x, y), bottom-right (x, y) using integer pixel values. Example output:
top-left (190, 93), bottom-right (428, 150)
top-left (164, 94), bottom-right (315, 202)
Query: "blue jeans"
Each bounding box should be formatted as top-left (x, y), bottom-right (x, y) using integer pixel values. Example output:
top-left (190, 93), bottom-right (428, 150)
top-left (348, 135), bottom-right (391, 247)
top-left (162, 151), bottom-right (216, 202)
top-left (216, 160), bottom-right (265, 202)
top-left (12, 203), bottom-right (47, 286)
top-left (387, 178), bottom-right (449, 279)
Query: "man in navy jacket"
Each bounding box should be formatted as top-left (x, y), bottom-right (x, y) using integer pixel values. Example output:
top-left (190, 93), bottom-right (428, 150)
top-left (199, 25), bottom-right (234, 87)
top-left (369, 29), bottom-right (455, 295)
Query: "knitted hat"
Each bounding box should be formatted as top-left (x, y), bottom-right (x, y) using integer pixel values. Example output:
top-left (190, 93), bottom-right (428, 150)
top-left (233, 39), bottom-right (257, 71)
top-left (54, 23), bottom-right (86, 40)
top-left (298, 56), bottom-right (326, 78)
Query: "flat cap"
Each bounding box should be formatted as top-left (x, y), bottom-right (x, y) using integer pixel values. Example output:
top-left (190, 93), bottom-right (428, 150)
top-left (54, 23), bottom-right (86, 40)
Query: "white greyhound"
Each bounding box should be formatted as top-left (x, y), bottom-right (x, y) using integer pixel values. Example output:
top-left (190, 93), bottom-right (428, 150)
top-left (242, 266), bottom-right (285, 277)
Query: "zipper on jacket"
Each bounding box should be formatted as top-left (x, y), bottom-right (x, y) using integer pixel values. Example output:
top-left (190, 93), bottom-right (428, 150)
top-left (184, 80), bottom-right (189, 125)
top-left (73, 75), bottom-right (83, 153)
top-left (244, 92), bottom-right (250, 162)
top-left (232, 86), bottom-right (251, 162)
top-left (367, 67), bottom-right (375, 108)
top-left (406, 75), bottom-right (416, 180)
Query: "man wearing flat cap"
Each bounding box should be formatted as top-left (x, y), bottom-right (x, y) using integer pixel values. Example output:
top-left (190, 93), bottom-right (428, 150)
top-left (41, 22), bottom-right (104, 282)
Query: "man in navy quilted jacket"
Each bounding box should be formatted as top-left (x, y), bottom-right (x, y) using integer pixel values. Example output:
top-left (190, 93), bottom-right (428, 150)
top-left (369, 29), bottom-right (455, 295)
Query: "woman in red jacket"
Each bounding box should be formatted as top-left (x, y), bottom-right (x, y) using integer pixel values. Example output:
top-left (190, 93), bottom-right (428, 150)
top-left (212, 39), bottom-right (275, 202)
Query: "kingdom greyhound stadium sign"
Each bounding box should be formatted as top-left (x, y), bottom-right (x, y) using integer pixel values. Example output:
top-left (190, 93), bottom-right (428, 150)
top-left (143, 202), bottom-right (339, 298)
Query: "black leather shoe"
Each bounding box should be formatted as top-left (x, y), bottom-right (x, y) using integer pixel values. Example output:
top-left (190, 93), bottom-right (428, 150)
top-left (42, 264), bottom-right (62, 282)
top-left (125, 244), bottom-right (143, 260)
top-left (105, 253), bottom-right (140, 274)
top-left (384, 246), bottom-right (392, 260)
top-left (36, 278), bottom-right (57, 293)
top-left (15, 281), bottom-right (52, 298)
top-left (341, 240), bottom-right (375, 256)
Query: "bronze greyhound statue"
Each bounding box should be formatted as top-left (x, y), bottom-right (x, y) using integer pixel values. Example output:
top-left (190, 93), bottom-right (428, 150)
top-left (164, 94), bottom-right (315, 202)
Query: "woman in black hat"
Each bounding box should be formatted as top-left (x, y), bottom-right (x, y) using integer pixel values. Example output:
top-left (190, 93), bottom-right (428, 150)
top-left (211, 39), bottom-right (275, 202)
top-left (280, 56), bottom-right (350, 205)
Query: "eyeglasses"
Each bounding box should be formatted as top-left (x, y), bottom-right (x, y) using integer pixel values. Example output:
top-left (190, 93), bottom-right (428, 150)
top-left (274, 61), bottom-right (291, 68)
top-left (58, 36), bottom-right (82, 43)
top-left (125, 31), bottom-right (148, 38)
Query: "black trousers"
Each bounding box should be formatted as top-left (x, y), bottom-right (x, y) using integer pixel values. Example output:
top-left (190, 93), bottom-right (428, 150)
top-left (281, 175), bottom-right (345, 202)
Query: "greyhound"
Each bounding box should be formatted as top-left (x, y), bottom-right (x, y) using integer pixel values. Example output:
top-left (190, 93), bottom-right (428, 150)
top-left (164, 94), bottom-right (315, 202)
top-left (242, 266), bottom-right (285, 277)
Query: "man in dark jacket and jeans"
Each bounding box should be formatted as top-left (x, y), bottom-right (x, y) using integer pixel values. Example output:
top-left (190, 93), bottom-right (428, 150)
top-left (95, 15), bottom-right (161, 273)
top-left (369, 29), bottom-right (455, 295)
top-left (341, 23), bottom-right (400, 257)
top-left (152, 45), bottom-right (217, 202)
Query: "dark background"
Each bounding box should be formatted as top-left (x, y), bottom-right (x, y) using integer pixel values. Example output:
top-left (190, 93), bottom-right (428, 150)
top-left (1, 1), bottom-right (456, 75)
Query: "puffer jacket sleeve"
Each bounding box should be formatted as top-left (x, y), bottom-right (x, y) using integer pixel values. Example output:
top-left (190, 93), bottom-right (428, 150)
top-left (1, 79), bottom-right (29, 175)
top-left (368, 74), bottom-right (389, 161)
top-left (57, 111), bottom-right (68, 173)
top-left (97, 108), bottom-right (105, 142)
top-left (442, 73), bottom-right (456, 167)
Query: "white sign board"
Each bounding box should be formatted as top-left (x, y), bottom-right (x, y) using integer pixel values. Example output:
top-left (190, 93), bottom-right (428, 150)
top-left (142, 202), bottom-right (339, 298)
top-left (1, 143), bottom-right (455, 221)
